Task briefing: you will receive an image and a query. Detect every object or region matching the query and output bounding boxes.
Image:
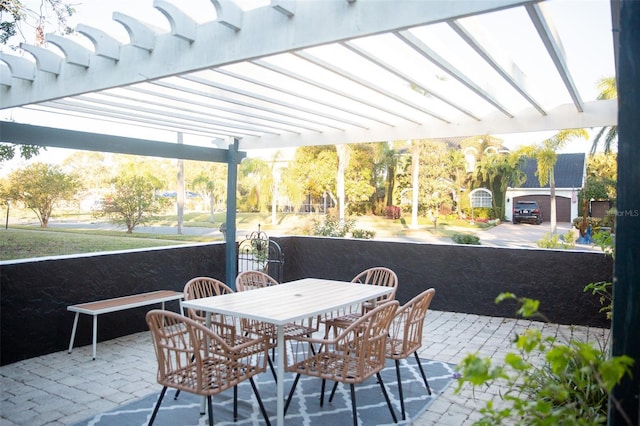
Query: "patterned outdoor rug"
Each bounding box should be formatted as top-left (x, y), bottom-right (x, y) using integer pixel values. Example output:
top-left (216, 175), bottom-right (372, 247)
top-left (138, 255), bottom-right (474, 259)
top-left (74, 357), bottom-right (455, 425)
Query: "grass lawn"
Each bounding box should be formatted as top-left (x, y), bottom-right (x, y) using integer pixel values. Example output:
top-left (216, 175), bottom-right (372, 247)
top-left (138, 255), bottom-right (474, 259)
top-left (1, 210), bottom-right (494, 261)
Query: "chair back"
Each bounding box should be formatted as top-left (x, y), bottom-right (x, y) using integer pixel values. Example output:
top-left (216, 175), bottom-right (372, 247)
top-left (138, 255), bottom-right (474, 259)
top-left (352, 267), bottom-right (398, 305)
top-left (341, 300), bottom-right (399, 381)
top-left (146, 310), bottom-right (267, 396)
top-left (183, 277), bottom-right (233, 321)
top-left (387, 288), bottom-right (435, 359)
top-left (236, 270), bottom-right (279, 292)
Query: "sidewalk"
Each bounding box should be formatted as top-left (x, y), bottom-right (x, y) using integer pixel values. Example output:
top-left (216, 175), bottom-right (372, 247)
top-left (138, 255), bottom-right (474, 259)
top-left (0, 310), bottom-right (608, 425)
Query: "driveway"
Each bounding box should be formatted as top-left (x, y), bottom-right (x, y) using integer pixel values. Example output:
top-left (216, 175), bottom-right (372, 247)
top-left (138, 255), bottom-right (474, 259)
top-left (478, 221), bottom-right (598, 251)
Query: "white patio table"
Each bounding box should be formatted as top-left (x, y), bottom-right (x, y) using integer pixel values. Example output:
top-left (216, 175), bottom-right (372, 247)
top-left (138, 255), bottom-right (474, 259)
top-left (180, 277), bottom-right (394, 426)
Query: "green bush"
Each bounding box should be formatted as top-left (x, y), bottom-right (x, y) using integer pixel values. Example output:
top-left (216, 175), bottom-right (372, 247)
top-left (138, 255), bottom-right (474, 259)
top-left (351, 228), bottom-right (376, 239)
top-left (537, 231), bottom-right (575, 249)
top-left (311, 214), bottom-right (355, 237)
top-left (455, 293), bottom-right (634, 425)
top-left (452, 233), bottom-right (480, 245)
top-left (601, 207), bottom-right (617, 231)
top-left (572, 216), bottom-right (603, 231)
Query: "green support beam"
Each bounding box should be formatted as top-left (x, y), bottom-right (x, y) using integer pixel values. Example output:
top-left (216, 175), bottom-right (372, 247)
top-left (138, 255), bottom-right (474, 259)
top-left (610, 1), bottom-right (640, 424)
top-left (0, 122), bottom-right (245, 163)
top-left (225, 138), bottom-right (240, 290)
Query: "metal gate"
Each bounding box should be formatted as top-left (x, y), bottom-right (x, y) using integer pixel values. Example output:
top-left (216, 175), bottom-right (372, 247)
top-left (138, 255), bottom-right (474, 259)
top-left (236, 225), bottom-right (284, 282)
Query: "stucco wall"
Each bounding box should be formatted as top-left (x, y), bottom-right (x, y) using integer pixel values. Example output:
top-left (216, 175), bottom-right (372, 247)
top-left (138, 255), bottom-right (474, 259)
top-left (1, 238), bottom-right (611, 365)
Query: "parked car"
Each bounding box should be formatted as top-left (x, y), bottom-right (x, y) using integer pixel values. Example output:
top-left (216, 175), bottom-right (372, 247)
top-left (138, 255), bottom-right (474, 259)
top-left (513, 201), bottom-right (543, 224)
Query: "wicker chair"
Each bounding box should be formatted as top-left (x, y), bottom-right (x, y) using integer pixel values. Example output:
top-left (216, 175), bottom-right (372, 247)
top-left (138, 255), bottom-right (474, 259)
top-left (323, 267), bottom-right (398, 336)
top-left (236, 271), bottom-right (320, 338)
top-left (386, 288), bottom-right (436, 420)
top-left (183, 277), bottom-right (239, 344)
top-left (284, 300), bottom-right (399, 426)
top-left (145, 310), bottom-right (271, 426)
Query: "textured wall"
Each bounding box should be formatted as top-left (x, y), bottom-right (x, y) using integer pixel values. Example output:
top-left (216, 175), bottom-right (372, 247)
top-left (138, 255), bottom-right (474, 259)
top-left (275, 236), bottom-right (612, 328)
top-left (1, 238), bottom-right (612, 365)
top-left (1, 244), bottom-right (225, 365)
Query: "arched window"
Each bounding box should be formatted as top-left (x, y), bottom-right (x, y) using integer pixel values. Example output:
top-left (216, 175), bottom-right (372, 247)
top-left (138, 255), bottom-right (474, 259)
top-left (469, 188), bottom-right (492, 208)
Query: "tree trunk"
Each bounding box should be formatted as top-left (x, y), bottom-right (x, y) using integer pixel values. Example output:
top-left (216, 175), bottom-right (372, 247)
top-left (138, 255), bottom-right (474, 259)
top-left (411, 140), bottom-right (419, 229)
top-left (549, 169), bottom-right (557, 234)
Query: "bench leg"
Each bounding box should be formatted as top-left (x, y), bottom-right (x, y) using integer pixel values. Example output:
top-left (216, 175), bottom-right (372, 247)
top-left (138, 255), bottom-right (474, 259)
top-left (92, 315), bottom-right (98, 360)
top-left (68, 312), bottom-right (80, 354)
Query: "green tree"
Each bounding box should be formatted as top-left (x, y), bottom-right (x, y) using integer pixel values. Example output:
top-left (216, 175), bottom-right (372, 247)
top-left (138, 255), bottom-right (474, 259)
top-left (344, 144), bottom-right (376, 215)
top-left (520, 129), bottom-right (589, 233)
top-left (1, 1), bottom-right (75, 162)
top-left (61, 151), bottom-right (111, 190)
top-left (239, 158), bottom-right (272, 213)
top-left (281, 146), bottom-right (337, 212)
top-left (188, 162), bottom-right (226, 222)
top-left (6, 162), bottom-right (81, 227)
top-left (1, 0), bottom-right (74, 46)
top-left (98, 170), bottom-right (168, 233)
top-left (591, 76), bottom-right (617, 154)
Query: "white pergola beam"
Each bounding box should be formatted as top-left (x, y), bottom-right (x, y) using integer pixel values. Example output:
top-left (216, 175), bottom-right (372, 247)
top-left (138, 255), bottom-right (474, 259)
top-left (1, 0), bottom-right (536, 108)
top-left (239, 99), bottom-right (618, 149)
top-left (526, 2), bottom-right (584, 112)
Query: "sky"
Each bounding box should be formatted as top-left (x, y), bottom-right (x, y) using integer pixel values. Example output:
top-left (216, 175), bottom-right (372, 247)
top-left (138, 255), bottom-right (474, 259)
top-left (0, 0), bottom-right (616, 172)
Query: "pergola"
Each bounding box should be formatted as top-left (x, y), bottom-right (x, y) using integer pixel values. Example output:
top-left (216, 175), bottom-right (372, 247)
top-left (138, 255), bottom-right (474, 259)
top-left (0, 1), bottom-right (637, 423)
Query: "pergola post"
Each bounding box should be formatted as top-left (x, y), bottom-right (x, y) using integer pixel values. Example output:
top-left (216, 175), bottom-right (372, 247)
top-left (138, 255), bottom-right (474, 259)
top-left (225, 138), bottom-right (240, 289)
top-left (610, 1), bottom-right (640, 424)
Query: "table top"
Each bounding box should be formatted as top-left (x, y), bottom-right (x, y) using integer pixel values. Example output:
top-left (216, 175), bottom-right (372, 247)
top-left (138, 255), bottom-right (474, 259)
top-left (181, 277), bottom-right (393, 325)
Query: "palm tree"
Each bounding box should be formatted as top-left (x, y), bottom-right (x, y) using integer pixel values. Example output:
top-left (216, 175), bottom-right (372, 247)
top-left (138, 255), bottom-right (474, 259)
top-left (591, 76), bottom-right (617, 154)
top-left (520, 129), bottom-right (589, 234)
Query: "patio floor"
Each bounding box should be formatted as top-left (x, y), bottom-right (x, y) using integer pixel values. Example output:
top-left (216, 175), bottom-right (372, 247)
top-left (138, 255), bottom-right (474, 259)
top-left (0, 310), bottom-right (609, 426)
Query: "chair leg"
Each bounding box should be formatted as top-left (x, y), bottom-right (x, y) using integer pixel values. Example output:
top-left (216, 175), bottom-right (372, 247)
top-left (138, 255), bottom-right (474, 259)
top-left (233, 386), bottom-right (238, 421)
top-left (249, 377), bottom-right (272, 426)
top-left (206, 395), bottom-right (213, 426)
top-left (414, 352), bottom-right (432, 395)
top-left (320, 379), bottom-right (326, 406)
top-left (148, 386), bottom-right (167, 426)
top-left (349, 384), bottom-right (358, 426)
top-left (395, 359), bottom-right (406, 420)
top-left (377, 372), bottom-right (398, 424)
top-left (328, 380), bottom-right (339, 403)
top-left (174, 389), bottom-right (181, 400)
top-left (284, 373), bottom-right (301, 416)
top-left (267, 355), bottom-right (277, 383)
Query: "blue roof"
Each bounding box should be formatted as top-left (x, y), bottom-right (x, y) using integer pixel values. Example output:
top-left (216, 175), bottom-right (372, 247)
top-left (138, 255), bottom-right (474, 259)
top-left (518, 153), bottom-right (585, 189)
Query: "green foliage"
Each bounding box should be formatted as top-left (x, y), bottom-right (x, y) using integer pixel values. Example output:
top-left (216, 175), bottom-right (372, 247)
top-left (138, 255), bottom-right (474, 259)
top-left (537, 231), bottom-right (575, 249)
top-left (96, 172), bottom-right (170, 233)
top-left (351, 228), bottom-right (376, 239)
top-left (0, 144), bottom-right (43, 162)
top-left (6, 162), bottom-right (81, 227)
top-left (456, 293), bottom-right (634, 425)
top-left (311, 214), bottom-right (355, 237)
top-left (452, 233), bottom-right (480, 245)
top-left (583, 230), bottom-right (615, 319)
top-left (572, 216), bottom-right (603, 231)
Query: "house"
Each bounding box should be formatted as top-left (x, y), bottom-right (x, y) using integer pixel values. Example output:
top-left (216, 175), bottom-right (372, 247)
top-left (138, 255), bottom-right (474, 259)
top-left (505, 153), bottom-right (586, 223)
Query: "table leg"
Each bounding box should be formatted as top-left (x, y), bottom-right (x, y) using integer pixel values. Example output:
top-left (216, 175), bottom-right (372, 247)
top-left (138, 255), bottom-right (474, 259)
top-left (68, 312), bottom-right (79, 353)
top-left (92, 315), bottom-right (97, 360)
top-left (276, 324), bottom-right (285, 426)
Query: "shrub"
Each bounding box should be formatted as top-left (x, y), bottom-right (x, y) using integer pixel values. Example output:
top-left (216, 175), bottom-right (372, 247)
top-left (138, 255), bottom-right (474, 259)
top-left (311, 214), bottom-right (355, 237)
top-left (537, 231), bottom-right (575, 249)
top-left (455, 293), bottom-right (634, 425)
top-left (385, 205), bottom-right (401, 219)
top-left (351, 228), bottom-right (376, 239)
top-left (601, 207), bottom-right (617, 232)
top-left (572, 216), bottom-right (603, 231)
top-left (452, 233), bottom-right (480, 245)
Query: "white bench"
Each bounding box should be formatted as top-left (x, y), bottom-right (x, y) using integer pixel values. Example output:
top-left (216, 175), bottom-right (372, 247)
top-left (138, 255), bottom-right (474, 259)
top-left (67, 290), bottom-right (183, 360)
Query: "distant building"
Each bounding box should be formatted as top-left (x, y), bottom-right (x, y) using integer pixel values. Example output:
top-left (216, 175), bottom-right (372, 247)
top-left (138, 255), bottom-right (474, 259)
top-left (505, 153), bottom-right (586, 223)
